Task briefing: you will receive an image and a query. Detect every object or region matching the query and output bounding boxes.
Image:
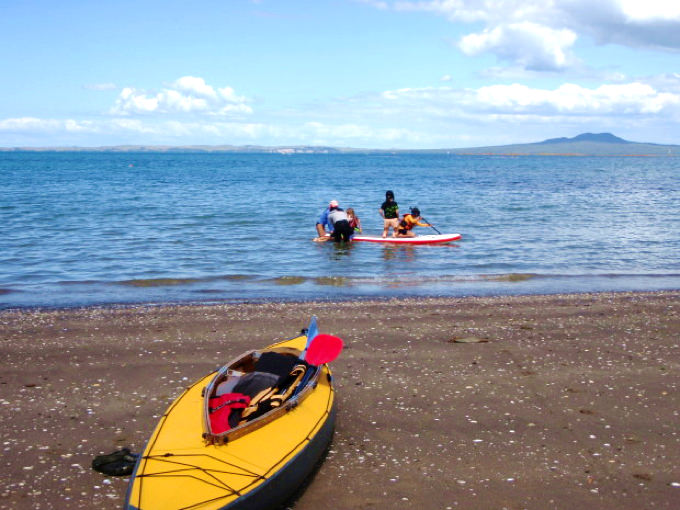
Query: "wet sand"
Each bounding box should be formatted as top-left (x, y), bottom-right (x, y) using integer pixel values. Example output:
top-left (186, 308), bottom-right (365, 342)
top-left (1, 291), bottom-right (679, 509)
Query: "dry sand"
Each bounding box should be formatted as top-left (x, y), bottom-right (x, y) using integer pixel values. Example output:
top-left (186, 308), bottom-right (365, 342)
top-left (1, 291), bottom-right (679, 509)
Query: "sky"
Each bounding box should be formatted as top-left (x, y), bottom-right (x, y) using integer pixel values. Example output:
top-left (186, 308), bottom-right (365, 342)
top-left (1, 0), bottom-right (679, 149)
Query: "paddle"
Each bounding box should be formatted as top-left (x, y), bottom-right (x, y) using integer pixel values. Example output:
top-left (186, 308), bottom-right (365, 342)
top-left (304, 333), bottom-right (344, 365)
top-left (300, 315), bottom-right (320, 359)
top-left (420, 216), bottom-right (442, 234)
top-left (291, 327), bottom-right (344, 398)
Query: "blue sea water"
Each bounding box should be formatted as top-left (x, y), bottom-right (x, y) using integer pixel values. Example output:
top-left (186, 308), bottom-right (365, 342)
top-left (1, 151), bottom-right (678, 309)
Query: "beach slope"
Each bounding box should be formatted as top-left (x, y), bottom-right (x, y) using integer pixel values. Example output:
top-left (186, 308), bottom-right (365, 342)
top-left (1, 291), bottom-right (678, 509)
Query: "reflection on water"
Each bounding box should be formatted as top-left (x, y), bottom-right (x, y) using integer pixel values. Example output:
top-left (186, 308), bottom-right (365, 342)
top-left (381, 244), bottom-right (418, 263)
top-left (329, 241), bottom-right (355, 259)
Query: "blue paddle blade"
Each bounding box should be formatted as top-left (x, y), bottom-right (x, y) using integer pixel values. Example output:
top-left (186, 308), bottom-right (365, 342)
top-left (304, 316), bottom-right (319, 354)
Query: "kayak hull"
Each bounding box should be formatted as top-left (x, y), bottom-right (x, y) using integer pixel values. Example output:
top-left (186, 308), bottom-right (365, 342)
top-left (352, 233), bottom-right (461, 245)
top-left (124, 333), bottom-right (336, 510)
top-left (223, 402), bottom-right (336, 510)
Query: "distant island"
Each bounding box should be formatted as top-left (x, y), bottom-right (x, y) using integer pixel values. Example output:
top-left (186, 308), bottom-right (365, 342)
top-left (1, 133), bottom-right (677, 156)
top-left (444, 133), bottom-right (678, 156)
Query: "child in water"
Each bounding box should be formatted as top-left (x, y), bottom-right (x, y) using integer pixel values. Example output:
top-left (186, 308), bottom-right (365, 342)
top-left (395, 207), bottom-right (431, 237)
top-left (379, 190), bottom-right (399, 238)
top-left (346, 208), bottom-right (362, 234)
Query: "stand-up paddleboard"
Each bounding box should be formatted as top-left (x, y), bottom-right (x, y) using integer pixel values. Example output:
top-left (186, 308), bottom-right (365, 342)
top-left (352, 233), bottom-right (461, 245)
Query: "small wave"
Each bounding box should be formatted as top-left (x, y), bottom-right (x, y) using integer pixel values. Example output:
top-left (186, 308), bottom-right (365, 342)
top-left (59, 279), bottom-right (104, 286)
top-left (482, 273), bottom-right (537, 282)
top-left (216, 274), bottom-right (257, 281)
top-left (273, 276), bottom-right (308, 285)
top-left (114, 274), bottom-right (258, 287)
top-left (118, 277), bottom-right (204, 287)
top-left (313, 276), bottom-right (351, 287)
top-left (265, 274), bottom-right (537, 287)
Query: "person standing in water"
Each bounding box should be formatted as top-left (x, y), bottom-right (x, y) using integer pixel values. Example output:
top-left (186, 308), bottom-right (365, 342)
top-left (379, 190), bottom-right (399, 238)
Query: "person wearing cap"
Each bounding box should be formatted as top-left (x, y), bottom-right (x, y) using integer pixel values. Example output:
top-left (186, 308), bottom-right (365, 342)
top-left (315, 200), bottom-right (338, 241)
top-left (327, 202), bottom-right (354, 242)
top-left (395, 207), bottom-right (431, 237)
top-left (379, 190), bottom-right (399, 238)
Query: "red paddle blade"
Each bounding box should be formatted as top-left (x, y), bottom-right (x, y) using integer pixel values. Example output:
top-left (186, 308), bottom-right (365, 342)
top-left (304, 334), bottom-right (344, 365)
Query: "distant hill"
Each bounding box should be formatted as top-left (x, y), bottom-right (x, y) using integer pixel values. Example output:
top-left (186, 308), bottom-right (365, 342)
top-left (539, 133), bottom-right (630, 144)
top-left (1, 132), bottom-right (677, 155)
top-left (447, 132), bottom-right (678, 156)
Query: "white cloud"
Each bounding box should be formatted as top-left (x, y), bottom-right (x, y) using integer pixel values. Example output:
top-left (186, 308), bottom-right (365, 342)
top-left (173, 76), bottom-right (218, 100)
top-left (0, 117), bottom-right (95, 132)
top-left (470, 82), bottom-right (680, 115)
top-left (618, 0), bottom-right (680, 22)
top-left (3, 77), bottom-right (679, 148)
top-left (379, 0), bottom-right (680, 71)
top-left (563, 0), bottom-right (680, 50)
top-left (377, 81), bottom-right (680, 118)
top-left (110, 76), bottom-right (252, 116)
top-left (459, 22), bottom-right (578, 71)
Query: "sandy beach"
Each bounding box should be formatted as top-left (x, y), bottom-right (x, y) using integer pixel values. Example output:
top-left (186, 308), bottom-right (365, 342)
top-left (1, 291), bottom-right (679, 509)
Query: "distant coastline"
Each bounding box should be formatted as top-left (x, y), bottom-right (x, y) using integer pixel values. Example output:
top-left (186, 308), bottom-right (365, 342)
top-left (1, 132), bottom-right (678, 156)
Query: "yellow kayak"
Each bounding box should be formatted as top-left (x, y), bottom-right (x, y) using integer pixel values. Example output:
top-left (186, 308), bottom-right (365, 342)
top-left (124, 318), bottom-right (339, 510)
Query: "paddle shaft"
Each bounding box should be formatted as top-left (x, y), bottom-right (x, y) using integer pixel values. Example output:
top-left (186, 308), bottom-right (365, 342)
top-left (301, 316), bottom-right (319, 359)
top-left (420, 217), bottom-right (442, 234)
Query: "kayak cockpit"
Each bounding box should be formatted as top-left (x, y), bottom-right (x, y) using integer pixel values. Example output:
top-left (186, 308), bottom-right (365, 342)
top-left (202, 346), bottom-right (320, 444)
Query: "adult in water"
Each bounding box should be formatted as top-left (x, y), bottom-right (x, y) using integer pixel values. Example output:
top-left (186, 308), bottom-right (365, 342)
top-left (327, 201), bottom-right (354, 242)
top-left (395, 207), bottom-right (431, 237)
top-left (314, 200), bottom-right (337, 241)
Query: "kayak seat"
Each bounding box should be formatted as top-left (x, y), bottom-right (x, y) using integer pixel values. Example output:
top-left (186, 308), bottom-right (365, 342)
top-left (269, 364), bottom-right (307, 407)
top-left (232, 371), bottom-right (279, 399)
top-left (235, 353), bottom-right (310, 423)
top-left (253, 351), bottom-right (304, 380)
top-left (254, 352), bottom-right (310, 403)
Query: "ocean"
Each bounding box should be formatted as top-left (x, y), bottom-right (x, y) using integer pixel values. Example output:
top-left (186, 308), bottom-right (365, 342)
top-left (1, 151), bottom-right (678, 309)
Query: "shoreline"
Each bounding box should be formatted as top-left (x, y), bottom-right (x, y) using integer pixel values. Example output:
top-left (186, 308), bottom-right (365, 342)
top-left (1, 290), bottom-right (679, 509)
top-left (2, 281), bottom-right (679, 313)
top-left (3, 270), bottom-right (680, 312)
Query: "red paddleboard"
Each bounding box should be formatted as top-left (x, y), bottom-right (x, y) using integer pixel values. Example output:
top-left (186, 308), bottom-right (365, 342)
top-left (351, 233), bottom-right (461, 245)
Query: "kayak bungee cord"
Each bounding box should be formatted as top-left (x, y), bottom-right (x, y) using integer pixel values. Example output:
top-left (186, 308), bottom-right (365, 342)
top-left (131, 380), bottom-right (334, 510)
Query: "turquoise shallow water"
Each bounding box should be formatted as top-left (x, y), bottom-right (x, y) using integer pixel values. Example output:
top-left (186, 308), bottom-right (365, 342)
top-left (1, 151), bottom-right (678, 308)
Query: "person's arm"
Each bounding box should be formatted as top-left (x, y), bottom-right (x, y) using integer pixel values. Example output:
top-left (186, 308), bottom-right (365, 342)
top-left (318, 209), bottom-right (330, 226)
top-left (316, 209), bottom-right (330, 235)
